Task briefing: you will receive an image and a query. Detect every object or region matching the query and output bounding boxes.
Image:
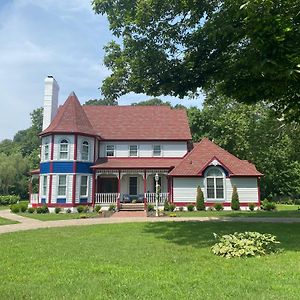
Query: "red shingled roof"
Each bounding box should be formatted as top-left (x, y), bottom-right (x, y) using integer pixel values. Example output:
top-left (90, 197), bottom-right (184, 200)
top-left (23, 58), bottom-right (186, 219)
top-left (82, 105), bottom-right (191, 140)
top-left (169, 138), bottom-right (262, 177)
top-left (91, 157), bottom-right (183, 169)
top-left (40, 92), bottom-right (97, 137)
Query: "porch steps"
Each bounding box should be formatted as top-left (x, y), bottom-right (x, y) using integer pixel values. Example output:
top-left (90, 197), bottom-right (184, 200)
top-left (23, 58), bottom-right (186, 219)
top-left (119, 203), bottom-right (145, 211)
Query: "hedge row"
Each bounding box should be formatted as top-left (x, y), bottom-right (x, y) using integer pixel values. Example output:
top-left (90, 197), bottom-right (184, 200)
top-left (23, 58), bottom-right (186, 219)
top-left (0, 195), bottom-right (20, 206)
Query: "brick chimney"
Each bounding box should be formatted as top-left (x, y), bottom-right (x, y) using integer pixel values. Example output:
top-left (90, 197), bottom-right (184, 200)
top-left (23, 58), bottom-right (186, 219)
top-left (42, 76), bottom-right (59, 130)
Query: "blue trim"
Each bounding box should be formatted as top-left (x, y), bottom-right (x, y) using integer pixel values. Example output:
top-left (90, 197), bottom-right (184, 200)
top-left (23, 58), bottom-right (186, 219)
top-left (79, 198), bottom-right (88, 203)
top-left (77, 162), bottom-right (93, 173)
top-left (53, 162), bottom-right (73, 173)
top-left (40, 163), bottom-right (50, 174)
top-left (40, 161), bottom-right (93, 174)
top-left (56, 198), bottom-right (66, 204)
top-left (41, 198), bottom-right (46, 204)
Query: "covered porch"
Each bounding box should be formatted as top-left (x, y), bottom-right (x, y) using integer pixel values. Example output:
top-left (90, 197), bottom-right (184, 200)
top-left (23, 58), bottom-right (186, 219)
top-left (94, 169), bottom-right (171, 208)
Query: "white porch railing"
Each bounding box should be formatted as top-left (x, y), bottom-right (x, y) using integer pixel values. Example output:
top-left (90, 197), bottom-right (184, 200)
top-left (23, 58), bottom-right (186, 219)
top-left (145, 193), bottom-right (169, 204)
top-left (30, 194), bottom-right (39, 204)
top-left (95, 193), bottom-right (119, 204)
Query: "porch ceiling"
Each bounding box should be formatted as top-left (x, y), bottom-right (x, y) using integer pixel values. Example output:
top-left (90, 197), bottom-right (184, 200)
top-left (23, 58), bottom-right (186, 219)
top-left (91, 157), bottom-right (183, 170)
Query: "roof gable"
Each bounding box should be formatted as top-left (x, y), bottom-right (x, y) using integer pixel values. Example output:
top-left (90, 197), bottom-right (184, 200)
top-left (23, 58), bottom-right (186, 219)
top-left (169, 138), bottom-right (262, 177)
top-left (40, 92), bottom-right (97, 137)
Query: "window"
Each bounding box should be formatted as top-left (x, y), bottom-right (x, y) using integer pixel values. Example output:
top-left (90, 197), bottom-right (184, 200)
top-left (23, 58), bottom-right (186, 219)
top-left (153, 145), bottom-right (162, 157)
top-left (44, 143), bottom-right (49, 161)
top-left (81, 141), bottom-right (89, 161)
top-left (57, 175), bottom-right (67, 196)
top-left (80, 176), bottom-right (88, 197)
top-left (42, 176), bottom-right (47, 196)
top-left (59, 139), bottom-right (69, 160)
top-left (106, 145), bottom-right (115, 157)
top-left (129, 145), bottom-right (138, 157)
top-left (205, 167), bottom-right (224, 200)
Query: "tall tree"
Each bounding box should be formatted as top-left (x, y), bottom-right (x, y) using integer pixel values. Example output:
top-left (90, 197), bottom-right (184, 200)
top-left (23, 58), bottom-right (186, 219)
top-left (93, 0), bottom-right (300, 121)
top-left (84, 98), bottom-right (117, 106)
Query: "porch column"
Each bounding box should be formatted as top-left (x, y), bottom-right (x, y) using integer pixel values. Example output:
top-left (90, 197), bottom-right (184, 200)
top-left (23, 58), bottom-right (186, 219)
top-left (117, 170), bottom-right (121, 209)
top-left (28, 177), bottom-right (32, 204)
top-left (143, 170), bottom-right (147, 210)
top-left (92, 171), bottom-right (96, 207)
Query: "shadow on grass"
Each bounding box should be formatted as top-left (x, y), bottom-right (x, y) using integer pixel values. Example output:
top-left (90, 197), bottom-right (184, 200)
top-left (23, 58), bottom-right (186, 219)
top-left (143, 221), bottom-right (300, 251)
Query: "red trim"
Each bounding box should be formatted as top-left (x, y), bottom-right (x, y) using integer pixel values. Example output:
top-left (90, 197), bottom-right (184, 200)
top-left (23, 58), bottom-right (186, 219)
top-left (171, 177), bottom-right (174, 203)
top-left (173, 202), bottom-right (259, 207)
top-left (48, 175), bottom-right (52, 204)
top-left (93, 137), bottom-right (97, 162)
top-left (40, 132), bottom-right (100, 139)
top-left (117, 171), bottom-right (121, 209)
top-left (32, 203), bottom-right (93, 208)
top-left (72, 135), bottom-right (78, 206)
top-left (95, 157), bottom-right (185, 160)
top-left (91, 166), bottom-right (176, 170)
top-left (257, 177), bottom-right (261, 207)
top-left (143, 170), bottom-right (147, 209)
top-left (92, 171), bottom-right (96, 207)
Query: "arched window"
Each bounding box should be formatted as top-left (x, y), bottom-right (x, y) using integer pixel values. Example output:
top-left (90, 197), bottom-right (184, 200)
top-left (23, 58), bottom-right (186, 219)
top-left (205, 167), bottom-right (225, 200)
top-left (59, 139), bottom-right (69, 159)
top-left (81, 141), bottom-right (89, 161)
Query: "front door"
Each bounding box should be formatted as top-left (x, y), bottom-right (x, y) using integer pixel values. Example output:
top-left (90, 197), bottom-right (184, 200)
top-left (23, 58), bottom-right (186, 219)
top-left (129, 177), bottom-right (138, 196)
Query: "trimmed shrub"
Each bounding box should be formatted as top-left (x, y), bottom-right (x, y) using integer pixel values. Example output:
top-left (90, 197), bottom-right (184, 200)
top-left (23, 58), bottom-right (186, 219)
top-left (108, 204), bottom-right (116, 211)
top-left (54, 207), bottom-right (61, 214)
top-left (20, 203), bottom-right (28, 213)
top-left (231, 185), bottom-right (240, 210)
top-left (179, 206), bottom-right (184, 212)
top-left (187, 204), bottom-right (194, 211)
top-left (214, 203), bottom-right (224, 211)
top-left (36, 207), bottom-right (43, 214)
top-left (94, 205), bottom-right (101, 213)
top-left (169, 204), bottom-right (176, 212)
top-left (196, 186), bottom-right (205, 211)
top-left (249, 203), bottom-right (255, 211)
top-left (66, 208), bottom-right (72, 214)
top-left (164, 200), bottom-right (170, 211)
top-left (41, 205), bottom-right (49, 214)
top-left (83, 206), bottom-right (89, 213)
top-left (211, 231), bottom-right (281, 258)
top-left (147, 204), bottom-right (154, 212)
top-left (261, 200), bottom-right (276, 211)
top-left (0, 195), bottom-right (20, 206)
top-left (28, 207), bottom-right (35, 214)
top-left (77, 205), bottom-right (84, 213)
top-left (10, 204), bottom-right (20, 213)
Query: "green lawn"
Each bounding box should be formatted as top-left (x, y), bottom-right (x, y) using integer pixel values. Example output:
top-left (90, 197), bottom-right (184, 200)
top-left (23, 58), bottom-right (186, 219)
top-left (0, 222), bottom-right (300, 299)
top-left (19, 212), bottom-right (99, 221)
top-left (0, 217), bottom-right (18, 225)
top-left (167, 204), bottom-right (300, 218)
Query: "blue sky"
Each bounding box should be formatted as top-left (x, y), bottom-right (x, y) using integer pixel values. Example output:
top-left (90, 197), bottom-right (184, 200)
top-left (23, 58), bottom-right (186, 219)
top-left (0, 0), bottom-right (203, 141)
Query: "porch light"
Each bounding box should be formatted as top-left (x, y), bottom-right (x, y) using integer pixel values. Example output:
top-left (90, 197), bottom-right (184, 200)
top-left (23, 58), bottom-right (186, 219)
top-left (155, 173), bottom-right (159, 217)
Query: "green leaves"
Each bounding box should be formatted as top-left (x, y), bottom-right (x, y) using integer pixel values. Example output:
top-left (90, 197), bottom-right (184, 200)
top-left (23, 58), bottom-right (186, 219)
top-left (94, 0), bottom-right (300, 121)
top-left (211, 231), bottom-right (281, 258)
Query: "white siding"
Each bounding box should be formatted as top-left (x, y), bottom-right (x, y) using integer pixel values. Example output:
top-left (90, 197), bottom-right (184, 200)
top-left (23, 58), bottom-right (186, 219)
top-left (75, 174), bottom-right (92, 203)
top-left (53, 135), bottom-right (75, 161)
top-left (99, 141), bottom-right (187, 158)
top-left (40, 136), bottom-right (51, 162)
top-left (226, 177), bottom-right (258, 203)
top-left (173, 178), bottom-right (204, 203)
top-left (77, 136), bottom-right (95, 162)
top-left (173, 176), bottom-right (258, 204)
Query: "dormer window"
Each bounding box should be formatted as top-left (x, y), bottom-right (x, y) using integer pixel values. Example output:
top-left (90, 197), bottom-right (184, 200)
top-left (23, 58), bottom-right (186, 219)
top-left (106, 145), bottom-right (115, 157)
top-left (59, 139), bottom-right (69, 160)
top-left (153, 145), bottom-right (162, 157)
top-left (129, 145), bottom-right (138, 157)
top-left (44, 143), bottom-right (49, 161)
top-left (81, 141), bottom-right (89, 161)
